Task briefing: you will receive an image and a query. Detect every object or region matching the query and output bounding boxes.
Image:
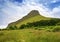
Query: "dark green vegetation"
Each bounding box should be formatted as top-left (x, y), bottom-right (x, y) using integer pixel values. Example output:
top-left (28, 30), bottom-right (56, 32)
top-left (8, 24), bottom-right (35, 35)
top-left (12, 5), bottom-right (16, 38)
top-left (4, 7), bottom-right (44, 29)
top-left (20, 19), bottom-right (60, 28)
top-left (0, 10), bottom-right (60, 42)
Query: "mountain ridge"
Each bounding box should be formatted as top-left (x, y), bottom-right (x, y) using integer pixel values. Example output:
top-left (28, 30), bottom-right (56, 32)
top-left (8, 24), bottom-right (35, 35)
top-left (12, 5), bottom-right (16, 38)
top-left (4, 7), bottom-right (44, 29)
top-left (7, 10), bottom-right (57, 29)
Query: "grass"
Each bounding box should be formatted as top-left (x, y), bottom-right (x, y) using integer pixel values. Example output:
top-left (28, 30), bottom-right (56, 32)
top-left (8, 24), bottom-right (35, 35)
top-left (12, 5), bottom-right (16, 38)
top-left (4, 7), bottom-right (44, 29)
top-left (17, 15), bottom-right (51, 27)
top-left (8, 13), bottom-right (51, 28)
top-left (0, 29), bottom-right (60, 42)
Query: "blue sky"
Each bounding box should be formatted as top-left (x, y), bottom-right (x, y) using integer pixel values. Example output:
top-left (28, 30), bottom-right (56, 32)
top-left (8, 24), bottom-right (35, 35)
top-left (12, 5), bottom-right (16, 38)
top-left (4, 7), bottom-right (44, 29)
top-left (0, 0), bottom-right (60, 28)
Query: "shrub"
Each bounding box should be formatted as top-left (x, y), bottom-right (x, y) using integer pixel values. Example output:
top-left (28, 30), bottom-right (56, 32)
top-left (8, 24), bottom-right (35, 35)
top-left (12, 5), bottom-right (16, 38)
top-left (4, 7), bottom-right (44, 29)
top-left (8, 26), bottom-right (17, 30)
top-left (52, 27), bottom-right (60, 32)
top-left (13, 26), bottom-right (17, 29)
top-left (19, 19), bottom-right (60, 29)
top-left (20, 24), bottom-right (26, 29)
top-left (9, 26), bottom-right (14, 30)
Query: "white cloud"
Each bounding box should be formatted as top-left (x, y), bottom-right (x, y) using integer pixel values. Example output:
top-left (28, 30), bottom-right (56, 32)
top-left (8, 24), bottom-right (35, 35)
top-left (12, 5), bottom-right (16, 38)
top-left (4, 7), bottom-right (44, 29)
top-left (50, 6), bottom-right (60, 18)
top-left (51, 0), bottom-right (57, 3)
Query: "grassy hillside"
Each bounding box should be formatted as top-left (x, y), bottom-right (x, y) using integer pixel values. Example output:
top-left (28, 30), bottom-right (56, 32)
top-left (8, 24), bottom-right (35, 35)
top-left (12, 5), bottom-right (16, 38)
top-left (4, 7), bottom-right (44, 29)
top-left (7, 10), bottom-right (60, 30)
top-left (0, 29), bottom-right (60, 42)
top-left (7, 10), bottom-right (52, 28)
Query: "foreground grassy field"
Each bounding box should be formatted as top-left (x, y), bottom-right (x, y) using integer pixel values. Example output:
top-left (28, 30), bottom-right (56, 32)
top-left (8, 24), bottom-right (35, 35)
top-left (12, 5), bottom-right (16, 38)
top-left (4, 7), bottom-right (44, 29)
top-left (0, 29), bottom-right (60, 42)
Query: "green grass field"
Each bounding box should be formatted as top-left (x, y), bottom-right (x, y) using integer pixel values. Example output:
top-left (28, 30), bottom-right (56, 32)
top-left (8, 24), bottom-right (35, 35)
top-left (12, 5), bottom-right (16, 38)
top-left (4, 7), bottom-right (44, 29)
top-left (0, 29), bottom-right (60, 42)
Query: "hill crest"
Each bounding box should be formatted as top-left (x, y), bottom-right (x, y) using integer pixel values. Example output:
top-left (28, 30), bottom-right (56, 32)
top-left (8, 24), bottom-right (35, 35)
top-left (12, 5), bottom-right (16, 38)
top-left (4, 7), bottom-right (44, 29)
top-left (7, 10), bottom-right (51, 28)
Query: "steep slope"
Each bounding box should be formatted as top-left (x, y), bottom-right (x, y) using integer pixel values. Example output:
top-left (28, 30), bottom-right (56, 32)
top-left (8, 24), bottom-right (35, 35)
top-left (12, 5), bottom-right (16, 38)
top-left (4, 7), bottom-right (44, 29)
top-left (7, 10), bottom-right (59, 28)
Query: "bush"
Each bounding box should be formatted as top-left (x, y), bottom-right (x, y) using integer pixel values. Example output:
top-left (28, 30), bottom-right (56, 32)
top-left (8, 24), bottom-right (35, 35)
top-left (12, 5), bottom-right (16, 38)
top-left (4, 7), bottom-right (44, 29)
top-left (52, 27), bottom-right (60, 32)
top-left (8, 26), bottom-right (17, 30)
top-left (20, 24), bottom-right (26, 29)
top-left (19, 19), bottom-right (60, 29)
top-left (14, 26), bottom-right (17, 29)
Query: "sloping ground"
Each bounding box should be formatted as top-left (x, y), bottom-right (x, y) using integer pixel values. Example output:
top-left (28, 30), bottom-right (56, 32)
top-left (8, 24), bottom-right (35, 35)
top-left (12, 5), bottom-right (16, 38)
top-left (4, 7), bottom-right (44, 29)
top-left (7, 10), bottom-right (52, 28)
top-left (0, 29), bottom-right (60, 42)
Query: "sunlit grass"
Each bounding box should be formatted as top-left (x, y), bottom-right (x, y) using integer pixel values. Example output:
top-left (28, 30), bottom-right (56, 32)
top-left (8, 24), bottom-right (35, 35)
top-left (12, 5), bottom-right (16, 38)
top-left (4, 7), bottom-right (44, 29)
top-left (0, 29), bottom-right (60, 42)
top-left (16, 15), bottom-right (51, 28)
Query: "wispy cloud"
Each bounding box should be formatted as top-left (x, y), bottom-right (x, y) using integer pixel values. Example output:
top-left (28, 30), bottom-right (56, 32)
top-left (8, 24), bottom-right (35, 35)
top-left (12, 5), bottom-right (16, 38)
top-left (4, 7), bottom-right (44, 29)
top-left (0, 0), bottom-right (60, 28)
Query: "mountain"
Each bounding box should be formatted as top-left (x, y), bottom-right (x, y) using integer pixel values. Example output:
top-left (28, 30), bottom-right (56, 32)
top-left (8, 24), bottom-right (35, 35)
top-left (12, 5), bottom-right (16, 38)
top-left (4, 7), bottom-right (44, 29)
top-left (1, 10), bottom-right (60, 42)
top-left (7, 10), bottom-right (60, 29)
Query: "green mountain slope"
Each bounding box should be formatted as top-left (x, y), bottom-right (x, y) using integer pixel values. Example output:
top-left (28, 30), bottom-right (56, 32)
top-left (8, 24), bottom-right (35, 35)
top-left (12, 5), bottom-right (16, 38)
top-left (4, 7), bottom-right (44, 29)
top-left (7, 10), bottom-right (60, 29)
